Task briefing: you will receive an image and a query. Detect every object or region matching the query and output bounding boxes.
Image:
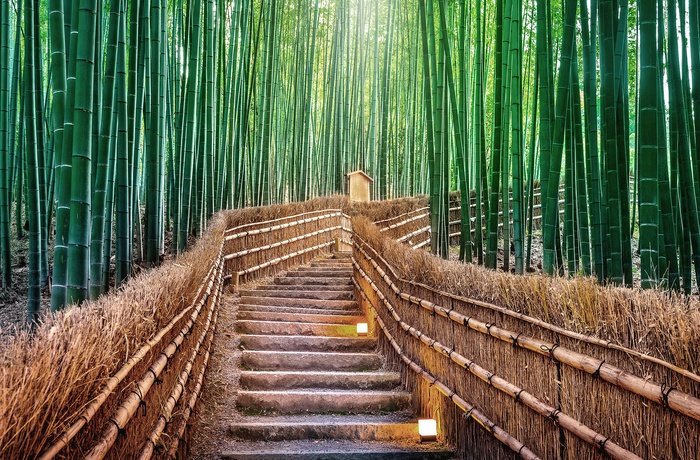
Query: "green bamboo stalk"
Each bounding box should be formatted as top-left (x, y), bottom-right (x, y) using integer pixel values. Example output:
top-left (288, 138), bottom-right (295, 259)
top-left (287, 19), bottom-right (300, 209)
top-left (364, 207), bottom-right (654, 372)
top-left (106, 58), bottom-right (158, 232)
top-left (24, 0), bottom-right (41, 323)
top-left (65, 0), bottom-right (98, 306)
top-left (0, 0), bottom-right (10, 289)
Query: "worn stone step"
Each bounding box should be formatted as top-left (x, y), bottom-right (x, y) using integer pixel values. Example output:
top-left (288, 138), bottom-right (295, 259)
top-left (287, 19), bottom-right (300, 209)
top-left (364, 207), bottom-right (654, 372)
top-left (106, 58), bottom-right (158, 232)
top-left (240, 289), bottom-right (354, 301)
top-left (228, 414), bottom-right (417, 442)
top-left (295, 266), bottom-right (353, 273)
top-left (332, 252), bottom-right (353, 259)
top-left (254, 284), bottom-right (353, 292)
top-left (238, 304), bottom-right (360, 317)
top-left (221, 440), bottom-right (455, 460)
top-left (236, 320), bottom-right (358, 337)
top-left (242, 351), bottom-right (381, 372)
top-left (273, 277), bottom-right (353, 287)
top-left (240, 296), bottom-right (357, 310)
top-left (238, 311), bottom-right (364, 325)
top-left (310, 261), bottom-right (353, 268)
top-left (240, 371), bottom-right (401, 390)
top-left (240, 335), bottom-right (376, 352)
top-left (285, 270), bottom-right (351, 278)
top-left (236, 390), bottom-right (411, 414)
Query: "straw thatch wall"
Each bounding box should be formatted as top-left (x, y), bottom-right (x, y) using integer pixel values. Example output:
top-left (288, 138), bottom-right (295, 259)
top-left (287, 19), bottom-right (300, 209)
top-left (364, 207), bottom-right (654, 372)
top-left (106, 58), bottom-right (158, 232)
top-left (352, 216), bottom-right (700, 460)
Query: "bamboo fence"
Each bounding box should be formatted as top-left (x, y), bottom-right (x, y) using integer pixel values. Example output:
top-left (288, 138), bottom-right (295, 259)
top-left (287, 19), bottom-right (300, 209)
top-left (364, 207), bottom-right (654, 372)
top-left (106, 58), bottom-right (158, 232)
top-left (352, 225), bottom-right (700, 460)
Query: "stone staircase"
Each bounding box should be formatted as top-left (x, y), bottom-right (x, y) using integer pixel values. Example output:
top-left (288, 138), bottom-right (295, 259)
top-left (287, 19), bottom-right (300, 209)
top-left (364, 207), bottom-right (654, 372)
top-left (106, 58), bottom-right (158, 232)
top-left (223, 253), bottom-right (454, 459)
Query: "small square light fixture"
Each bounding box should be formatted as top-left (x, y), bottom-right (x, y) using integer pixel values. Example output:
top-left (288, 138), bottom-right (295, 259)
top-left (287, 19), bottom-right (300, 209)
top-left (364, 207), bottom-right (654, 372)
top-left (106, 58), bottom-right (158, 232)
top-left (418, 419), bottom-right (437, 443)
top-left (356, 322), bottom-right (368, 336)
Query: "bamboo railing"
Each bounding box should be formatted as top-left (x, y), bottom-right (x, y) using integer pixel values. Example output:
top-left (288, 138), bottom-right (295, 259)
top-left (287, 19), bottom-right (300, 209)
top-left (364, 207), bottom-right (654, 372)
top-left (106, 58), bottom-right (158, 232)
top-left (36, 205), bottom-right (353, 460)
top-left (378, 186), bottom-right (565, 247)
top-left (352, 230), bottom-right (700, 459)
top-left (223, 209), bottom-right (352, 290)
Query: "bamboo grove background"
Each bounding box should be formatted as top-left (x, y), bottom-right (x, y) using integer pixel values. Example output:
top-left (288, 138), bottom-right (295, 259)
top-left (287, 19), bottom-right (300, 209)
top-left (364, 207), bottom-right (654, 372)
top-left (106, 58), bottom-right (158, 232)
top-left (1, 0), bottom-right (700, 320)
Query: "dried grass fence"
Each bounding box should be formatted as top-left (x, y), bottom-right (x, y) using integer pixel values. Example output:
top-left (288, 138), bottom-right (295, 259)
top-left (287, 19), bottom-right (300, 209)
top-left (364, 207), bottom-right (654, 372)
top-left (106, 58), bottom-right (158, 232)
top-left (0, 196), bottom-right (354, 460)
top-left (377, 186), bottom-right (560, 248)
top-left (352, 216), bottom-right (700, 460)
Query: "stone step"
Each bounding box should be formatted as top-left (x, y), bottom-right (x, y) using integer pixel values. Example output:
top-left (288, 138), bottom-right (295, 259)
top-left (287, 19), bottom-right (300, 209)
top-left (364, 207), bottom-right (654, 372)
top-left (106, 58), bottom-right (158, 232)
top-left (273, 277), bottom-right (353, 287)
top-left (253, 284), bottom-right (353, 292)
top-left (240, 296), bottom-right (357, 310)
top-left (295, 266), bottom-right (353, 273)
top-left (221, 440), bottom-right (455, 460)
top-left (239, 289), bottom-right (354, 301)
top-left (240, 335), bottom-right (376, 352)
top-left (284, 271), bottom-right (351, 278)
top-left (310, 261), bottom-right (353, 268)
top-left (332, 252), bottom-right (353, 259)
top-left (239, 304), bottom-right (360, 317)
top-left (236, 390), bottom-right (411, 414)
top-left (238, 311), bottom-right (363, 325)
top-left (236, 320), bottom-right (358, 337)
top-left (242, 351), bottom-right (381, 372)
top-left (239, 371), bottom-right (401, 390)
top-left (228, 414), bottom-right (417, 442)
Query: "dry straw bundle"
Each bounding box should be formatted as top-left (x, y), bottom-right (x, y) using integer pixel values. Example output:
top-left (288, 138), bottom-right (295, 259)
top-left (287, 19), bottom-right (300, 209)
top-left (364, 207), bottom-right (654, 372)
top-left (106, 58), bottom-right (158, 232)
top-left (351, 215), bottom-right (700, 460)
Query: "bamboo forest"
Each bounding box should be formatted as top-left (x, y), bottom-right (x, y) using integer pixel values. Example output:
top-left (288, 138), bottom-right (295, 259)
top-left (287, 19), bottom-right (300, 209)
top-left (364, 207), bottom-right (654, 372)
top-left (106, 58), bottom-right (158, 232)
top-left (1, 0), bottom-right (700, 322)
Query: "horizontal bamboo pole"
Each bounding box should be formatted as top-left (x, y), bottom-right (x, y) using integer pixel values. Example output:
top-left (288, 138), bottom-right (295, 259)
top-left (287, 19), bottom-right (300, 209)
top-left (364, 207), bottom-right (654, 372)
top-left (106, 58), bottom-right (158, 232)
top-left (396, 226), bottom-right (431, 243)
top-left (225, 226), bottom-right (341, 261)
top-left (379, 212), bottom-right (429, 233)
top-left (224, 209), bottom-right (340, 235)
top-left (374, 207), bottom-right (430, 226)
top-left (355, 234), bottom-right (700, 384)
top-left (238, 241), bottom-right (334, 277)
top-left (137, 259), bottom-right (223, 460)
top-left (37, 246), bottom-right (223, 460)
top-left (354, 283), bottom-right (541, 460)
top-left (412, 239), bottom-right (430, 250)
top-left (225, 212), bottom-right (341, 241)
top-left (352, 267), bottom-right (641, 460)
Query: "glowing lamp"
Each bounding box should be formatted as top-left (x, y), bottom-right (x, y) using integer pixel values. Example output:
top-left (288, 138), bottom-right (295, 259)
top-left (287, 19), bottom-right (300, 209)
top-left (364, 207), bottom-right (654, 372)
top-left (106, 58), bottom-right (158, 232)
top-left (418, 419), bottom-right (437, 443)
top-left (356, 322), bottom-right (368, 336)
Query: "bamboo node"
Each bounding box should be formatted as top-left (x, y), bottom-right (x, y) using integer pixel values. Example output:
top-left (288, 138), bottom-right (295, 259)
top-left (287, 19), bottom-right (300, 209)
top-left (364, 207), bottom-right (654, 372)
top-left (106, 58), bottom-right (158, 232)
top-left (517, 445), bottom-right (526, 458)
top-left (487, 373), bottom-right (495, 386)
top-left (596, 436), bottom-right (610, 453)
top-left (139, 400), bottom-right (147, 417)
top-left (464, 407), bottom-right (476, 420)
top-left (661, 384), bottom-right (675, 408)
top-left (548, 409), bottom-right (561, 426)
top-left (540, 343), bottom-right (560, 361)
top-left (514, 389), bottom-right (525, 403)
top-left (485, 322), bottom-right (494, 336)
top-left (463, 316), bottom-right (472, 327)
top-left (592, 360), bottom-right (606, 379)
top-left (511, 332), bottom-right (523, 348)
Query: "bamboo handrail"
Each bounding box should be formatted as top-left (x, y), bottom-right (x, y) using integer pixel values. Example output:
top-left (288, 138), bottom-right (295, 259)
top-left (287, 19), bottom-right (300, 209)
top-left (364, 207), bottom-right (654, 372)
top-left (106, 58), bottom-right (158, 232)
top-left (234, 240), bottom-right (335, 278)
top-left (354, 281), bottom-right (541, 460)
top-left (224, 209), bottom-right (339, 235)
top-left (353, 264), bottom-right (641, 460)
top-left (354, 237), bottom-right (700, 421)
top-left (165, 331), bottom-right (214, 459)
top-left (355, 234), bottom-right (700, 384)
top-left (379, 212), bottom-right (429, 233)
top-left (137, 258), bottom-right (223, 460)
top-left (36, 246), bottom-right (223, 460)
top-left (83, 256), bottom-right (218, 460)
top-left (225, 212), bottom-right (341, 241)
top-left (224, 226), bottom-right (341, 260)
top-left (396, 225), bottom-right (431, 243)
